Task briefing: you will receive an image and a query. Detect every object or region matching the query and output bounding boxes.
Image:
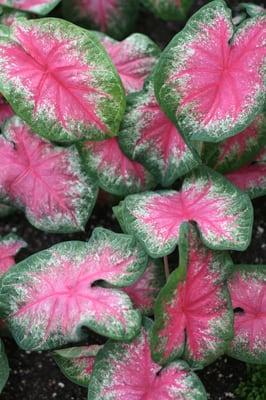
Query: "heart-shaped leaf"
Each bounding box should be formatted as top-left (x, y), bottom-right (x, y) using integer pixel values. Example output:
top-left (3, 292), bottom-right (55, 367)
top-left (0, 96), bottom-right (13, 127)
top-left (0, 116), bottom-right (97, 233)
top-left (54, 345), bottom-right (102, 387)
top-left (119, 80), bottom-right (200, 186)
top-left (203, 114), bottom-right (266, 174)
top-left (0, 339), bottom-right (9, 393)
top-left (226, 147), bottom-right (266, 199)
top-left (227, 265), bottom-right (266, 364)
top-left (141, 0), bottom-right (193, 21)
top-left (0, 18), bottom-right (125, 143)
top-left (99, 33), bottom-right (160, 94)
top-left (152, 223), bottom-right (233, 368)
top-left (154, 0), bottom-right (266, 142)
top-left (123, 258), bottom-right (165, 315)
top-left (63, 0), bottom-right (138, 40)
top-left (116, 167), bottom-right (253, 257)
top-left (0, 203), bottom-right (15, 217)
top-left (0, 0), bottom-right (60, 15)
top-left (0, 228), bottom-right (148, 350)
top-left (0, 234), bottom-right (26, 277)
top-left (79, 137), bottom-right (156, 196)
top-left (88, 320), bottom-right (207, 400)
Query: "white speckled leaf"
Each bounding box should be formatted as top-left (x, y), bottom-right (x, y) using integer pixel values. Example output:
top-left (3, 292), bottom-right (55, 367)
top-left (0, 228), bottom-right (147, 350)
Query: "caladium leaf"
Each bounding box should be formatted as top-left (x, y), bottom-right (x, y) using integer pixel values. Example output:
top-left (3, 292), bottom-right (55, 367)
top-left (99, 33), bottom-right (160, 94)
top-left (0, 234), bottom-right (26, 277)
top-left (0, 18), bottom-right (125, 143)
top-left (152, 223), bottom-right (233, 369)
top-left (227, 265), bottom-right (266, 364)
top-left (0, 228), bottom-right (147, 350)
top-left (79, 137), bottom-right (156, 197)
top-left (0, 96), bottom-right (13, 127)
top-left (116, 167), bottom-right (253, 258)
top-left (0, 339), bottom-right (9, 393)
top-left (226, 147), bottom-right (266, 199)
top-left (88, 320), bottom-right (207, 400)
top-left (154, 0), bottom-right (266, 142)
top-left (0, 203), bottom-right (15, 217)
top-left (141, 0), bottom-right (193, 21)
top-left (0, 116), bottom-right (97, 233)
top-left (0, 8), bottom-right (28, 26)
top-left (123, 259), bottom-right (165, 315)
top-left (203, 114), bottom-right (266, 174)
top-left (119, 80), bottom-right (200, 187)
top-left (0, 0), bottom-right (60, 15)
top-left (54, 345), bottom-right (102, 387)
top-left (63, 0), bottom-right (138, 40)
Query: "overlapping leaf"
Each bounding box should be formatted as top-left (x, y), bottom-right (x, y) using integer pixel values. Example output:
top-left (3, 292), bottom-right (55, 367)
top-left (54, 345), bottom-right (102, 387)
top-left (88, 320), bottom-right (207, 400)
top-left (141, 0), bottom-right (193, 21)
top-left (154, 0), bottom-right (266, 142)
top-left (119, 80), bottom-right (200, 186)
top-left (0, 8), bottom-right (28, 26)
top-left (0, 96), bottom-right (13, 127)
top-left (227, 265), bottom-right (266, 364)
top-left (115, 167), bottom-right (253, 258)
top-left (79, 137), bottom-right (155, 197)
top-left (99, 33), bottom-right (160, 94)
top-left (0, 228), bottom-right (148, 350)
top-left (63, 0), bottom-right (138, 40)
top-left (0, 116), bottom-right (97, 233)
top-left (0, 18), bottom-right (125, 143)
top-left (226, 147), bottom-right (266, 199)
top-left (203, 114), bottom-right (266, 174)
top-left (0, 339), bottom-right (9, 393)
top-left (0, 0), bottom-right (60, 15)
top-left (152, 223), bottom-right (233, 369)
top-left (0, 234), bottom-right (26, 277)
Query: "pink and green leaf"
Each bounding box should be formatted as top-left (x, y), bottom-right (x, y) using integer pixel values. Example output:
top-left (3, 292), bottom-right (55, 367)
top-left (63, 0), bottom-right (138, 40)
top-left (0, 339), bottom-right (9, 393)
top-left (0, 116), bottom-right (97, 233)
top-left (0, 0), bottom-right (60, 15)
top-left (0, 18), bottom-right (125, 143)
top-left (227, 265), bottom-right (266, 364)
top-left (0, 228), bottom-right (147, 350)
top-left (88, 321), bottom-right (207, 400)
top-left (154, 0), bottom-right (266, 142)
top-left (0, 8), bottom-right (28, 27)
top-left (79, 137), bottom-right (156, 197)
top-left (54, 345), bottom-right (102, 387)
top-left (117, 167), bottom-right (253, 258)
top-left (0, 96), bottom-right (13, 126)
top-left (152, 223), bottom-right (233, 369)
top-left (0, 234), bottom-right (26, 277)
top-left (119, 80), bottom-right (200, 187)
top-left (226, 148), bottom-right (266, 199)
top-left (123, 259), bottom-right (165, 315)
top-left (99, 33), bottom-right (160, 94)
top-left (141, 0), bottom-right (194, 21)
top-left (203, 114), bottom-right (266, 173)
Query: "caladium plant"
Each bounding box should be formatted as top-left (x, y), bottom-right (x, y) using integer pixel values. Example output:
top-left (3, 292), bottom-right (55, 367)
top-left (0, 18), bottom-right (125, 143)
top-left (154, 0), bottom-right (266, 142)
top-left (63, 0), bottom-right (138, 39)
top-left (0, 233), bottom-right (26, 277)
top-left (0, 116), bottom-right (97, 232)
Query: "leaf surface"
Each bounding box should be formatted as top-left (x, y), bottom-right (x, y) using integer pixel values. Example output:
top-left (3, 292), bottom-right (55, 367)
top-left (0, 116), bottom-right (97, 233)
top-left (0, 234), bottom-right (26, 276)
top-left (0, 18), bottom-right (125, 142)
top-left (0, 228), bottom-right (147, 350)
top-left (141, 0), bottom-right (193, 21)
top-left (0, 0), bottom-right (60, 15)
top-left (227, 265), bottom-right (266, 364)
top-left (155, 0), bottom-right (266, 141)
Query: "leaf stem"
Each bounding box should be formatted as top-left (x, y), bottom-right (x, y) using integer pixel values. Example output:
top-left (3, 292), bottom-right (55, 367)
top-left (163, 256), bottom-right (170, 280)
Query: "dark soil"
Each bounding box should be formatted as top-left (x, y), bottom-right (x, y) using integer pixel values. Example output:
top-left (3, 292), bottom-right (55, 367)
top-left (1, 1), bottom-right (266, 399)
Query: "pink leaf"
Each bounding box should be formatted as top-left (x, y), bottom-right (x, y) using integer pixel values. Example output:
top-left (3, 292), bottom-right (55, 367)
top-left (227, 265), bottom-right (266, 364)
top-left (0, 116), bottom-right (97, 233)
top-left (0, 96), bottom-right (13, 126)
top-left (1, 228), bottom-right (147, 350)
top-left (0, 234), bottom-right (26, 276)
top-left (0, 19), bottom-right (125, 142)
top-left (79, 137), bottom-right (155, 196)
top-left (88, 321), bottom-right (207, 400)
top-left (152, 223), bottom-right (233, 368)
top-left (0, 0), bottom-right (60, 15)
